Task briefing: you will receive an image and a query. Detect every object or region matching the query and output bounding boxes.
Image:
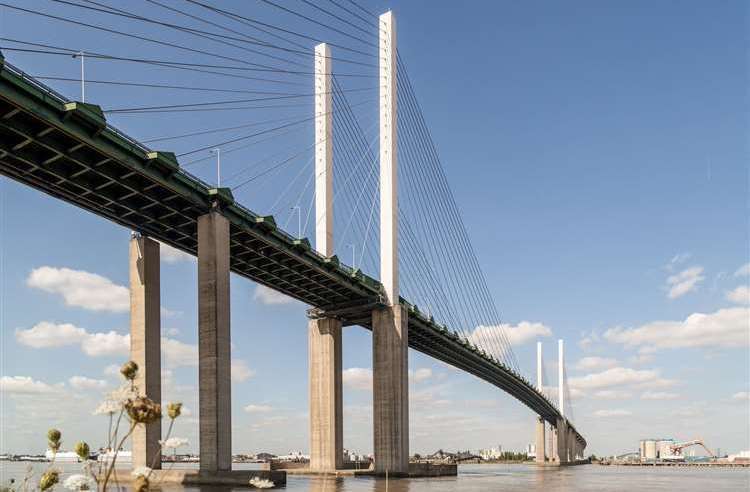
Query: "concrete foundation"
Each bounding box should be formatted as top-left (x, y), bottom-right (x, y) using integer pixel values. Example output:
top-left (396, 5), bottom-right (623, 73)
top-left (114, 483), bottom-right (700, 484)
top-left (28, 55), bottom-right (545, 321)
top-left (129, 235), bottom-right (161, 469)
top-left (535, 417), bottom-right (546, 464)
top-left (198, 211), bottom-right (232, 472)
top-left (556, 418), bottom-right (568, 465)
top-left (372, 305), bottom-right (409, 475)
top-left (308, 317), bottom-right (343, 472)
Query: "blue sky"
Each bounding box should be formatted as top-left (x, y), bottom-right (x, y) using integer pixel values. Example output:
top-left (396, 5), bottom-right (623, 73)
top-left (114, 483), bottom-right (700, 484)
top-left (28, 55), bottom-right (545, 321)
top-left (0, 0), bottom-right (748, 458)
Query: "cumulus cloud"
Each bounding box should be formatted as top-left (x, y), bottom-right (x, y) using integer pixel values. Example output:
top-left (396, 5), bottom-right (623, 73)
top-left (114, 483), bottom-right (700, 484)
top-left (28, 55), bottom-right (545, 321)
top-left (731, 391), bottom-right (749, 401)
top-left (604, 307), bottom-right (749, 353)
top-left (575, 356), bottom-right (618, 371)
top-left (641, 391), bottom-right (679, 400)
top-left (665, 266), bottom-right (704, 299)
top-left (68, 376), bottom-right (107, 391)
top-left (244, 404), bottom-right (273, 413)
top-left (162, 337), bottom-right (198, 367)
top-left (253, 285), bottom-right (294, 305)
top-left (568, 367), bottom-right (674, 391)
top-left (16, 321), bottom-right (198, 367)
top-left (343, 368), bottom-right (372, 390)
top-left (0, 376), bottom-right (63, 394)
top-left (726, 286), bottom-right (750, 305)
top-left (232, 359), bottom-right (255, 383)
top-left (594, 409), bottom-right (632, 418)
top-left (16, 322), bottom-right (128, 357)
top-left (667, 253), bottom-right (691, 270)
top-left (27, 266), bottom-right (129, 312)
top-left (735, 263), bottom-right (750, 277)
top-left (410, 368), bottom-right (432, 383)
top-left (159, 242), bottom-right (195, 264)
top-left (470, 321), bottom-right (551, 348)
top-left (15, 321), bottom-right (87, 348)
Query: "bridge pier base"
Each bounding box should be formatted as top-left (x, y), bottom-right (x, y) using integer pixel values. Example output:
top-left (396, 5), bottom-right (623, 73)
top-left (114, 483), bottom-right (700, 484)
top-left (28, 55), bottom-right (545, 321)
top-left (372, 305), bottom-right (409, 475)
top-left (198, 211), bottom-right (232, 472)
top-left (129, 234), bottom-right (162, 469)
top-left (556, 418), bottom-right (568, 465)
top-left (535, 417), bottom-right (546, 463)
top-left (308, 317), bottom-right (343, 472)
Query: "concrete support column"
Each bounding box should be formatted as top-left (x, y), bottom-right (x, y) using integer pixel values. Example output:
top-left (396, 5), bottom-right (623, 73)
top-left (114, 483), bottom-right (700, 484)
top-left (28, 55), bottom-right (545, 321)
top-left (551, 425), bottom-right (559, 463)
top-left (129, 235), bottom-right (161, 469)
top-left (535, 417), bottom-right (545, 464)
top-left (372, 305), bottom-right (409, 475)
top-left (556, 418), bottom-right (567, 465)
top-left (198, 211), bottom-right (232, 472)
top-left (308, 317), bottom-right (343, 471)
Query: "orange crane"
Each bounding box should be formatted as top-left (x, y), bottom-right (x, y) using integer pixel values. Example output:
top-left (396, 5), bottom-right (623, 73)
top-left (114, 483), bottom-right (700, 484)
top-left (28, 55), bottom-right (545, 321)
top-left (666, 440), bottom-right (715, 460)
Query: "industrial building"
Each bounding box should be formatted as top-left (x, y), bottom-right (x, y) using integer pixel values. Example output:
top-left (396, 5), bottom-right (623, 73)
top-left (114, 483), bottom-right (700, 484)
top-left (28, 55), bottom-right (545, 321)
top-left (639, 439), bottom-right (676, 460)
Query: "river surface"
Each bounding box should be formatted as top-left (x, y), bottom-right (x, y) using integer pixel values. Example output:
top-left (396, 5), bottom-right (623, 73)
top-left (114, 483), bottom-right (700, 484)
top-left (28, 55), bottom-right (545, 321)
top-left (2, 462), bottom-right (748, 491)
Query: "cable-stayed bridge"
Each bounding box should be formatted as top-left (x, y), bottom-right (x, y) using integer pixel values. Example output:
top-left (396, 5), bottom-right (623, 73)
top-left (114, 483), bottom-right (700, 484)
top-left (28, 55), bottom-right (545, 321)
top-left (0, 0), bottom-right (586, 478)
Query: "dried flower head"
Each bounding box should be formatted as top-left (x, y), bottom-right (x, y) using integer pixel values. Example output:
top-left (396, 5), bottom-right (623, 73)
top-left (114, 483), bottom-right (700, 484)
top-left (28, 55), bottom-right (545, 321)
top-left (249, 477), bottom-right (275, 489)
top-left (93, 400), bottom-right (121, 416)
top-left (167, 402), bottom-right (182, 419)
top-left (133, 474), bottom-right (149, 492)
top-left (125, 396), bottom-right (162, 424)
top-left (74, 441), bottom-right (90, 461)
top-left (40, 470), bottom-right (60, 491)
top-left (120, 361), bottom-right (139, 381)
top-left (47, 428), bottom-right (61, 451)
top-left (63, 474), bottom-right (95, 491)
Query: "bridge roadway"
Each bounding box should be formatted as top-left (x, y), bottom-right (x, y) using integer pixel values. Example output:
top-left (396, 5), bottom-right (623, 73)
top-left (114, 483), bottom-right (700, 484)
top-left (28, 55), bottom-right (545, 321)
top-left (0, 54), bottom-right (585, 448)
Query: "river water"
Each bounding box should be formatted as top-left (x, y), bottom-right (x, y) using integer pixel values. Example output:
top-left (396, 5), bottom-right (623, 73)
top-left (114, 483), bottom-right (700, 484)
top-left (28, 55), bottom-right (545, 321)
top-left (2, 462), bottom-right (748, 491)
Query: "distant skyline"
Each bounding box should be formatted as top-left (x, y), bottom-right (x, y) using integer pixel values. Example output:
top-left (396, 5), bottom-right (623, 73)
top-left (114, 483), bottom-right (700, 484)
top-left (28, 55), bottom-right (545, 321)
top-left (1, 0), bottom-right (748, 457)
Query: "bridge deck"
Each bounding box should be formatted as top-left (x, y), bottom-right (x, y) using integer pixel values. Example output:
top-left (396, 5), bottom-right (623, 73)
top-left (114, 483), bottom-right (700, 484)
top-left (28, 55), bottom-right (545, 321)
top-left (0, 54), bottom-right (584, 447)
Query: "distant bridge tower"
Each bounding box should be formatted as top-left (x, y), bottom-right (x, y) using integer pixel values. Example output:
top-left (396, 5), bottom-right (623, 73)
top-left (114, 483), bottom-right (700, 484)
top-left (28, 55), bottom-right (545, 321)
top-left (535, 342), bottom-right (546, 464)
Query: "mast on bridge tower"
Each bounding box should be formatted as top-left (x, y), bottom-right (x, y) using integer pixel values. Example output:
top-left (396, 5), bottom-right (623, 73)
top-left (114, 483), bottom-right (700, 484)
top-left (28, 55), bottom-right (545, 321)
top-left (380, 10), bottom-right (398, 305)
top-left (558, 339), bottom-right (564, 417)
top-left (314, 42), bottom-right (333, 257)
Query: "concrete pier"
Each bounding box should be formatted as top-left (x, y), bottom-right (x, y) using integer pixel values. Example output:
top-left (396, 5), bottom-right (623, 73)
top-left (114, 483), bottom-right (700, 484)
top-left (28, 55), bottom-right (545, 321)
top-left (129, 234), bottom-right (161, 469)
top-left (535, 417), bottom-right (546, 464)
top-left (308, 317), bottom-right (343, 471)
top-left (198, 211), bottom-right (232, 472)
top-left (372, 305), bottom-right (409, 475)
top-left (556, 418), bottom-right (568, 465)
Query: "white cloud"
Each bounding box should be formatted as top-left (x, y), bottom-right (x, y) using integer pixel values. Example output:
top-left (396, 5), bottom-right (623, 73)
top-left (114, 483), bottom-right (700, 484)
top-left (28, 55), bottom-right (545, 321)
top-left (164, 327), bottom-right (180, 337)
top-left (470, 321), bottom-right (551, 348)
top-left (604, 307), bottom-right (749, 353)
top-left (578, 331), bottom-right (600, 351)
top-left (27, 266), bottom-right (129, 312)
top-left (14, 321), bottom-right (87, 348)
top-left (244, 404), bottom-right (273, 413)
top-left (735, 263), bottom-right (750, 277)
top-left (231, 359), bottom-right (255, 383)
top-left (343, 368), bottom-right (372, 390)
top-left (641, 391), bottom-right (679, 400)
top-left (161, 308), bottom-right (182, 319)
top-left (593, 390), bottom-right (632, 400)
top-left (594, 409), bottom-right (632, 418)
top-left (411, 368), bottom-right (432, 383)
top-left (68, 376), bottom-right (107, 391)
top-left (569, 367), bottom-right (670, 391)
top-left (16, 322), bottom-right (129, 357)
top-left (253, 285), bottom-right (293, 305)
top-left (103, 364), bottom-right (120, 377)
top-left (81, 331), bottom-right (129, 357)
top-left (731, 391), bottom-right (749, 401)
top-left (0, 376), bottom-right (63, 394)
top-left (162, 337), bottom-right (197, 368)
top-left (666, 266), bottom-right (704, 299)
top-left (575, 356), bottom-right (618, 371)
top-left (159, 242), bottom-right (195, 264)
top-left (726, 285), bottom-right (750, 305)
